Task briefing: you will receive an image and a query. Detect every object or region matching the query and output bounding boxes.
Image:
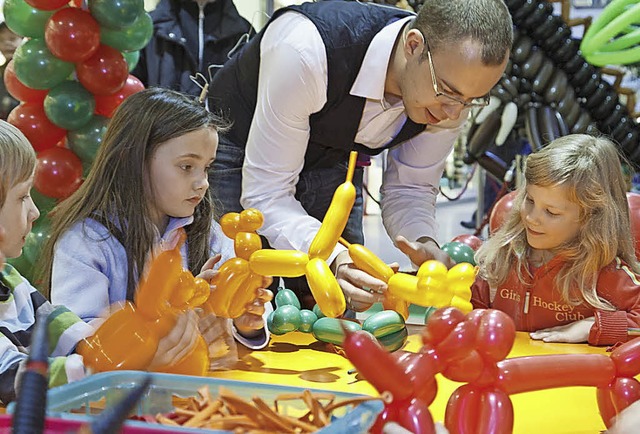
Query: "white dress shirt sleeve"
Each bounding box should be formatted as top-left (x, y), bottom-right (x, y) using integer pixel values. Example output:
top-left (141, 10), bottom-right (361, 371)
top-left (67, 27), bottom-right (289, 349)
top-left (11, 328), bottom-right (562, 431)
top-left (240, 12), bottom-right (329, 253)
top-left (380, 117), bottom-right (466, 243)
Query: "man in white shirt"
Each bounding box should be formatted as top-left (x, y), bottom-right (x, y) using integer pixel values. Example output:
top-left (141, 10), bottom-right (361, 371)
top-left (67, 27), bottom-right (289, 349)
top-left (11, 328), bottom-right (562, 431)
top-left (209, 0), bottom-right (512, 312)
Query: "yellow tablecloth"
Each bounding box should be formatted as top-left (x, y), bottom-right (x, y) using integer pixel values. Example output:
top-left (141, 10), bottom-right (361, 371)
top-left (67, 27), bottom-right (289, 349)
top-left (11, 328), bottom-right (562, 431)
top-left (210, 328), bottom-right (615, 434)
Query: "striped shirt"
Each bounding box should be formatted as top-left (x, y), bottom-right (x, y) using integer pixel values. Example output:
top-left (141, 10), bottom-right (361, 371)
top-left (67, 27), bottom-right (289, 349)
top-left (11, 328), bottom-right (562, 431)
top-left (0, 264), bottom-right (93, 404)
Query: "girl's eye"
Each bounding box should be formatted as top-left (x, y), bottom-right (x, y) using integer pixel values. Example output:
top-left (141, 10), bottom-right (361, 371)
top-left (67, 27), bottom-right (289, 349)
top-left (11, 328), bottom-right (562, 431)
top-left (546, 210), bottom-right (559, 217)
top-left (180, 164), bottom-right (192, 171)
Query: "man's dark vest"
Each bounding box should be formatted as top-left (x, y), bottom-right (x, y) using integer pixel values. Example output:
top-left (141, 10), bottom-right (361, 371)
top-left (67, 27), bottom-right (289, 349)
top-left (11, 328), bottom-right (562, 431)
top-left (209, 0), bottom-right (426, 170)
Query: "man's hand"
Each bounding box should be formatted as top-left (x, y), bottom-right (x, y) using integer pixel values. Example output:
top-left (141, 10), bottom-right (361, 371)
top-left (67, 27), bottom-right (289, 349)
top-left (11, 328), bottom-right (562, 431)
top-left (395, 235), bottom-right (454, 268)
top-left (529, 317), bottom-right (595, 343)
top-left (332, 250), bottom-right (391, 312)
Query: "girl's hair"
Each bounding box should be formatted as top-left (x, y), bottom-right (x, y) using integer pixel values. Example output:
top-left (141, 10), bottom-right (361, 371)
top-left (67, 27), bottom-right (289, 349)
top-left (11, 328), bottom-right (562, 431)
top-left (39, 87), bottom-right (227, 299)
top-left (0, 120), bottom-right (36, 208)
top-left (476, 134), bottom-right (639, 310)
top-left (412, 0), bottom-right (513, 66)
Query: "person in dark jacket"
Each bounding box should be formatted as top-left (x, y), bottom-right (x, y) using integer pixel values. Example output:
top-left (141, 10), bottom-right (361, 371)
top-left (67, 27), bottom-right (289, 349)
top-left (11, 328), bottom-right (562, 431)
top-left (132, 0), bottom-right (253, 96)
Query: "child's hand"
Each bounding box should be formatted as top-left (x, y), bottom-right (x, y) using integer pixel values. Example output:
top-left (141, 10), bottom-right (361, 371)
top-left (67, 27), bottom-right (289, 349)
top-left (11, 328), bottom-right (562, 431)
top-left (233, 278), bottom-right (273, 337)
top-left (149, 310), bottom-right (199, 369)
top-left (197, 254), bottom-right (222, 282)
top-left (395, 235), bottom-right (455, 269)
top-left (529, 317), bottom-right (595, 343)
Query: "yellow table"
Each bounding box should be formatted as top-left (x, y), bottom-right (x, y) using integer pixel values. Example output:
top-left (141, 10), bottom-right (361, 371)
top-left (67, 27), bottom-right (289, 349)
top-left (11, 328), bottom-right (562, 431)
top-left (210, 328), bottom-right (615, 434)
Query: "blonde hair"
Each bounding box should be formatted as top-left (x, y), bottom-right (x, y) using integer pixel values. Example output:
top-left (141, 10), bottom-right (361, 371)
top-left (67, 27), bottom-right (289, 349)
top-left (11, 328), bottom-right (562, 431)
top-left (476, 134), bottom-right (638, 310)
top-left (0, 120), bottom-right (36, 208)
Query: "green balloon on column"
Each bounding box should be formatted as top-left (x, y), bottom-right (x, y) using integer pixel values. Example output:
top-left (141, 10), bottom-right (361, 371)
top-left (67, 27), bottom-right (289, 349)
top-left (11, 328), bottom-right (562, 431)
top-left (7, 254), bottom-right (35, 283)
top-left (100, 12), bottom-right (153, 52)
top-left (22, 217), bottom-right (51, 265)
top-left (13, 38), bottom-right (74, 90)
top-left (89, 0), bottom-right (144, 29)
top-left (4, 0), bottom-right (55, 38)
top-left (44, 81), bottom-right (95, 130)
top-left (67, 115), bottom-right (109, 165)
top-left (122, 50), bottom-right (140, 72)
top-left (30, 187), bottom-right (58, 219)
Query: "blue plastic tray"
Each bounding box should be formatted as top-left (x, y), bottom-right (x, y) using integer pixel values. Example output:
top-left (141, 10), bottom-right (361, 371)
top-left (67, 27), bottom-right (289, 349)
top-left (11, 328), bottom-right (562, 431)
top-left (43, 371), bottom-right (383, 433)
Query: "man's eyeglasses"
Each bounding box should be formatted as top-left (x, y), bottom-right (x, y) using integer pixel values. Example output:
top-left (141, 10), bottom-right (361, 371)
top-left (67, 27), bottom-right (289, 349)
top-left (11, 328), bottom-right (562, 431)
top-left (420, 32), bottom-right (491, 109)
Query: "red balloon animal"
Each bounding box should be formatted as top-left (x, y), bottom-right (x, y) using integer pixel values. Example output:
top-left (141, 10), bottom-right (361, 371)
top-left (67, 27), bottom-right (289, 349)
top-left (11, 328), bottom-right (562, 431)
top-left (344, 307), bottom-right (640, 434)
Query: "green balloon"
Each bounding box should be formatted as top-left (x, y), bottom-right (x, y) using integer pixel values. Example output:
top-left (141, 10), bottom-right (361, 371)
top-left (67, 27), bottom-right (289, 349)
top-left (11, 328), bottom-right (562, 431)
top-left (270, 305), bottom-right (302, 334)
top-left (90, 0), bottom-right (144, 29)
top-left (30, 187), bottom-right (58, 219)
top-left (22, 218), bottom-right (51, 265)
top-left (4, 0), bottom-right (55, 38)
top-left (7, 254), bottom-right (35, 283)
top-left (441, 241), bottom-right (476, 266)
top-left (44, 81), bottom-right (95, 130)
top-left (13, 39), bottom-right (74, 90)
top-left (123, 50), bottom-right (140, 72)
top-left (101, 12), bottom-right (153, 52)
top-left (67, 115), bottom-right (109, 165)
top-left (298, 309), bottom-right (318, 333)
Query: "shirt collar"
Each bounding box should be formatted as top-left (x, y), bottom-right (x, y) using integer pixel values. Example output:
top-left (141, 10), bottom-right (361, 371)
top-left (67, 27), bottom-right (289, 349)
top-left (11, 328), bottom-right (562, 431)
top-left (350, 16), bottom-right (414, 102)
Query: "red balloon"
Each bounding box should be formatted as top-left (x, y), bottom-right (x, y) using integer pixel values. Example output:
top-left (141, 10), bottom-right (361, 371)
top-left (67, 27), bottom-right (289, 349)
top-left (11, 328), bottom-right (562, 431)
top-left (489, 191), bottom-right (518, 235)
top-left (451, 234), bottom-right (483, 251)
top-left (627, 192), bottom-right (640, 260)
top-left (24, 0), bottom-right (69, 10)
top-left (7, 103), bottom-right (66, 152)
top-left (45, 8), bottom-right (100, 63)
top-left (76, 45), bottom-right (128, 96)
top-left (34, 147), bottom-right (83, 199)
top-left (3, 60), bottom-right (48, 103)
top-left (94, 74), bottom-right (144, 117)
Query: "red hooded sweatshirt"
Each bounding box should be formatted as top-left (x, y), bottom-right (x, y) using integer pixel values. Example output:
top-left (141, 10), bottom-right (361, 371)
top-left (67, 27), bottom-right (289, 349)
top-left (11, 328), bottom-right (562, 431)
top-left (472, 257), bottom-right (640, 346)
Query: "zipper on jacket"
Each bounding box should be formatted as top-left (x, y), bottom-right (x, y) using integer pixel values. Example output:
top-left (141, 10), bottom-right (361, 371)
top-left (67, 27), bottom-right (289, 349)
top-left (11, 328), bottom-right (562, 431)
top-left (523, 291), bottom-right (531, 314)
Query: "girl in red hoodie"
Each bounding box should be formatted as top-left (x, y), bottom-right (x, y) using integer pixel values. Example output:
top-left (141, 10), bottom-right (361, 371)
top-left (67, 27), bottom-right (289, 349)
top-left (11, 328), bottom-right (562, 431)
top-left (472, 134), bottom-right (640, 346)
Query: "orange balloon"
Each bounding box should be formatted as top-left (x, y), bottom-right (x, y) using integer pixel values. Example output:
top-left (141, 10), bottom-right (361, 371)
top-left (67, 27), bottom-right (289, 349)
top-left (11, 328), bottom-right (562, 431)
top-left (489, 191), bottom-right (518, 235)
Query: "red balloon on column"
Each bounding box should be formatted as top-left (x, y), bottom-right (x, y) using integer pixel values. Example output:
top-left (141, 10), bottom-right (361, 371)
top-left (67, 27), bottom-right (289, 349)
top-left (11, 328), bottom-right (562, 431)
top-left (4, 60), bottom-right (48, 103)
top-left (489, 191), bottom-right (518, 235)
top-left (627, 192), bottom-right (640, 259)
top-left (76, 45), bottom-right (128, 96)
top-left (24, 0), bottom-right (69, 10)
top-left (94, 74), bottom-right (145, 117)
top-left (7, 103), bottom-right (66, 153)
top-left (34, 147), bottom-right (83, 200)
top-left (45, 8), bottom-right (101, 63)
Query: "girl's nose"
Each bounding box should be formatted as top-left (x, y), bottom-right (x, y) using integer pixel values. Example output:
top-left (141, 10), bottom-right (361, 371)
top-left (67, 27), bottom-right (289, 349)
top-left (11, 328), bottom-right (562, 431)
top-left (195, 175), bottom-right (209, 191)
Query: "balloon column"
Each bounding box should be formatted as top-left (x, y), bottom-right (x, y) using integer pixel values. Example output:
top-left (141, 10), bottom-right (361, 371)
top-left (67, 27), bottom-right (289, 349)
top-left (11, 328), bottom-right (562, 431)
top-left (465, 0), bottom-right (640, 181)
top-left (3, 0), bottom-right (148, 280)
top-left (343, 307), bottom-right (640, 434)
